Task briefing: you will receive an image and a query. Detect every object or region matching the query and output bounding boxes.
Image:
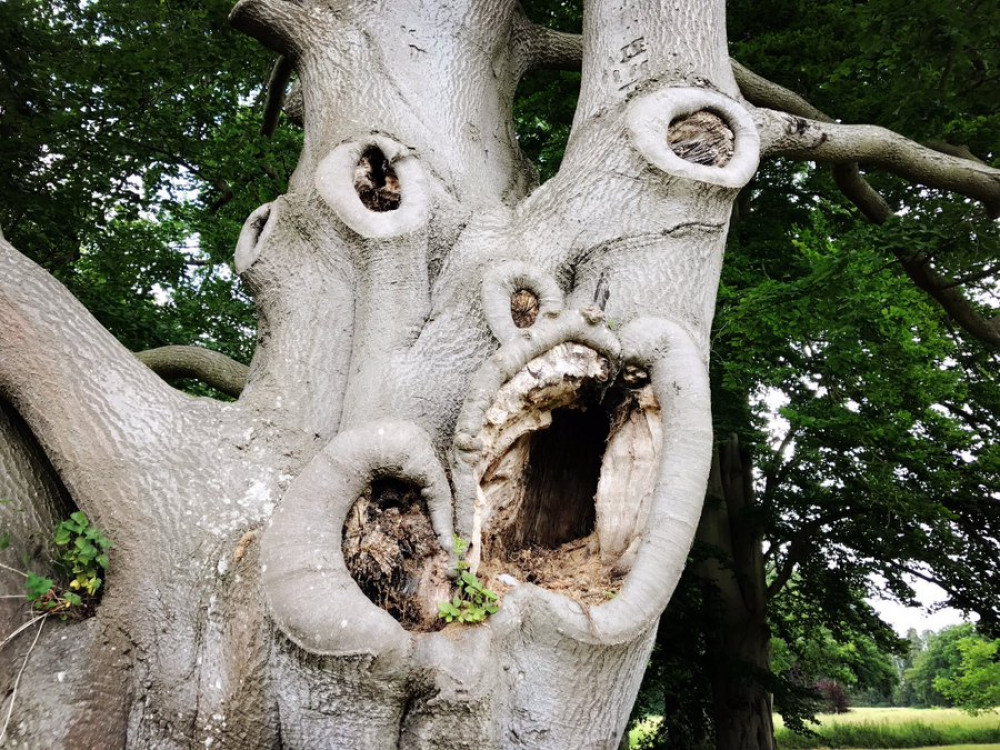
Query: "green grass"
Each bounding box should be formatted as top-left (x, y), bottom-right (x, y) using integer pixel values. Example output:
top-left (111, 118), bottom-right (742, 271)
top-left (775, 707), bottom-right (1000, 749)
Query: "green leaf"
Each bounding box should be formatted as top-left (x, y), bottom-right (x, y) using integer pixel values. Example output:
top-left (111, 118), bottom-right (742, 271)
top-left (63, 592), bottom-right (83, 607)
top-left (25, 573), bottom-right (54, 602)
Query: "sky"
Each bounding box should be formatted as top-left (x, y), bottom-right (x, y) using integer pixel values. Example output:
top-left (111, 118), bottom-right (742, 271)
top-left (868, 576), bottom-right (974, 636)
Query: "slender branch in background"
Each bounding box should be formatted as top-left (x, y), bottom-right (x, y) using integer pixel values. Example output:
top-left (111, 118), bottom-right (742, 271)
top-left (735, 60), bottom-right (1000, 350)
top-left (761, 426), bottom-right (800, 505)
top-left (135, 346), bottom-right (248, 398)
top-left (766, 510), bottom-right (852, 600)
top-left (262, 56), bottom-right (294, 138)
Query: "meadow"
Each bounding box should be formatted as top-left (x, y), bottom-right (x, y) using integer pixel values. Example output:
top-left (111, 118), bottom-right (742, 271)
top-left (774, 707), bottom-right (1000, 749)
top-left (629, 708), bottom-right (1000, 749)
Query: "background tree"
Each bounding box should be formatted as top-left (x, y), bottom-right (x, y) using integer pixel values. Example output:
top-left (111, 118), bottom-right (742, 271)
top-left (933, 627), bottom-right (1000, 712)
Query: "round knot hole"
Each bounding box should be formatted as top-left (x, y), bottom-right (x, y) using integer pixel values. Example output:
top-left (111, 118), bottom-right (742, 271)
top-left (667, 110), bottom-right (734, 167)
top-left (510, 289), bottom-right (540, 329)
top-left (354, 146), bottom-right (401, 212)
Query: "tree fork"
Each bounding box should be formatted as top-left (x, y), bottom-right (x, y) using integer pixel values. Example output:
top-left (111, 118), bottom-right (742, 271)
top-left (12, 0), bottom-right (996, 747)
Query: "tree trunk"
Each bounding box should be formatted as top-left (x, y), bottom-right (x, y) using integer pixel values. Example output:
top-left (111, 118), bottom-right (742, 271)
top-left (697, 437), bottom-right (776, 750)
top-left (0, 1), bottom-right (766, 747)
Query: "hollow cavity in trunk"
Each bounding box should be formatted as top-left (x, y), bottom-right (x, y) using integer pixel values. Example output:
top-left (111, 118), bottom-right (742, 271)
top-left (475, 343), bottom-right (663, 605)
top-left (667, 110), bottom-right (735, 167)
top-left (354, 146), bottom-right (401, 211)
top-left (343, 478), bottom-right (449, 632)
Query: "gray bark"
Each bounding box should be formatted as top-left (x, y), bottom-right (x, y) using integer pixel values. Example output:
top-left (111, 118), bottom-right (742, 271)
top-left (0, 0), bottom-right (836, 747)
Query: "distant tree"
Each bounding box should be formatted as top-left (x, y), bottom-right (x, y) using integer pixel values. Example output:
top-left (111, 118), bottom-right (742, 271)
top-left (934, 630), bottom-right (1000, 712)
top-left (904, 624), bottom-right (977, 707)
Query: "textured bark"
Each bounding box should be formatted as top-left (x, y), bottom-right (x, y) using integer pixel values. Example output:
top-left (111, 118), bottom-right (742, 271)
top-left (135, 345), bottom-right (249, 398)
top-left (697, 437), bottom-right (775, 750)
top-left (1, 1), bottom-right (769, 747)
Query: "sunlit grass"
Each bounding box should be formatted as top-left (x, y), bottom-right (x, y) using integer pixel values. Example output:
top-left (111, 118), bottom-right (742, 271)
top-left (628, 708), bottom-right (1000, 749)
top-left (774, 707), bottom-right (1000, 749)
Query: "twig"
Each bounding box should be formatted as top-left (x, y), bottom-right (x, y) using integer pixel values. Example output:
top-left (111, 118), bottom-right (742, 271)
top-left (0, 615), bottom-right (46, 652)
top-left (0, 561), bottom-right (27, 578)
top-left (0, 616), bottom-right (45, 744)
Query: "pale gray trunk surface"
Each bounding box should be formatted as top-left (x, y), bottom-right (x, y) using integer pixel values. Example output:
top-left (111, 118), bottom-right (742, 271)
top-left (5, 0), bottom-right (992, 747)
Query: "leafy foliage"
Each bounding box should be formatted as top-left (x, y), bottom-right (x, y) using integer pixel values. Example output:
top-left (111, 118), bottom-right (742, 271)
top-left (437, 537), bottom-right (499, 625)
top-left (934, 633), bottom-right (1000, 712)
top-left (23, 511), bottom-right (112, 617)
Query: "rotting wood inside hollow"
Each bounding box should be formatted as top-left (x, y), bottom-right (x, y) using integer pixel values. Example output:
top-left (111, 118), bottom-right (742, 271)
top-left (510, 289), bottom-right (540, 328)
top-left (473, 344), bottom-right (662, 605)
top-left (342, 478), bottom-right (449, 631)
top-left (354, 146), bottom-right (402, 211)
top-left (667, 109), bottom-right (735, 167)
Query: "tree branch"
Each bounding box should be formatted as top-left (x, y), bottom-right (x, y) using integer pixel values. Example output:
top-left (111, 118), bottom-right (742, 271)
top-left (261, 55), bottom-right (294, 138)
top-left (732, 59), bottom-right (827, 121)
top-left (0, 240), bottom-right (187, 498)
top-left (733, 60), bottom-right (1000, 349)
top-left (767, 510), bottom-right (852, 600)
top-left (229, 0), bottom-right (325, 57)
top-left (515, 19), bottom-right (583, 72)
top-left (733, 59), bottom-right (1000, 217)
top-left (758, 111), bottom-right (1000, 218)
top-left (135, 346), bottom-right (249, 399)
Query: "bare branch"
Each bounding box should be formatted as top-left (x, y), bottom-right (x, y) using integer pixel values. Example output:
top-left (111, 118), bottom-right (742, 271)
top-left (135, 346), bottom-right (249, 399)
top-left (758, 111), bottom-right (1000, 218)
top-left (229, 0), bottom-right (324, 57)
top-left (261, 55), bottom-right (294, 138)
top-left (732, 59), bottom-right (999, 216)
top-left (515, 20), bottom-right (583, 72)
top-left (732, 59), bottom-right (827, 121)
top-left (0, 240), bottom-right (187, 490)
top-left (890, 251), bottom-right (1000, 348)
top-left (925, 139), bottom-right (987, 166)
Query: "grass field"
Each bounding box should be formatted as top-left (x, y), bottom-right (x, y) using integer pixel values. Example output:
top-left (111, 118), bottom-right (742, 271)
top-left (774, 707), bottom-right (1000, 749)
top-left (629, 708), bottom-right (1000, 749)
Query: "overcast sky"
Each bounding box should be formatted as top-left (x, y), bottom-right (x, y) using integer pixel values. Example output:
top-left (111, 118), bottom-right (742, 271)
top-left (868, 577), bottom-right (974, 636)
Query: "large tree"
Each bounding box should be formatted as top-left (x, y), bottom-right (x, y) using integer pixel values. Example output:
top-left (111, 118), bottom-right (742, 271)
top-left (1, 1), bottom-right (998, 747)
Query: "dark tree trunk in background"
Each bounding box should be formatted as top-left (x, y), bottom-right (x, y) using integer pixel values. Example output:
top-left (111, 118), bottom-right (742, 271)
top-left (697, 436), bottom-right (776, 750)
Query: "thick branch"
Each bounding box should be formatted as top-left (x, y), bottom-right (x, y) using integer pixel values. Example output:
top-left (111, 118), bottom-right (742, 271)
top-left (135, 346), bottom-right (249, 398)
top-left (0, 240), bottom-right (187, 497)
top-left (515, 20), bottom-right (583, 72)
top-left (760, 112), bottom-right (1000, 218)
top-left (733, 59), bottom-right (1000, 216)
top-left (229, 0), bottom-right (326, 57)
top-left (732, 60), bottom-right (826, 121)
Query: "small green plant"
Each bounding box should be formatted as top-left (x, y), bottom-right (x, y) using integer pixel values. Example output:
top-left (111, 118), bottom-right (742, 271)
top-left (24, 511), bottom-right (112, 617)
top-left (437, 536), bottom-right (499, 624)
